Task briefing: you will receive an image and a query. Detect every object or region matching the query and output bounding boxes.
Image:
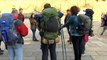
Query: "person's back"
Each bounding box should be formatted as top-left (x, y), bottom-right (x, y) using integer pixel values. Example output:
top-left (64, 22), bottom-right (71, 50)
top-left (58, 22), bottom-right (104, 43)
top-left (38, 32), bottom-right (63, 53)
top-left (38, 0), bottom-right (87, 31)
top-left (42, 7), bottom-right (60, 40)
top-left (29, 13), bottom-right (38, 41)
top-left (29, 13), bottom-right (37, 30)
top-left (41, 3), bottom-right (60, 60)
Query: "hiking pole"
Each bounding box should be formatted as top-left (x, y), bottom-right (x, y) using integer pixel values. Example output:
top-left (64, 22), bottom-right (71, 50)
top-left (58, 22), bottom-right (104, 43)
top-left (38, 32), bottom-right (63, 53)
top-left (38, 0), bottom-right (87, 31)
top-left (60, 29), bottom-right (65, 60)
top-left (61, 29), bottom-right (68, 60)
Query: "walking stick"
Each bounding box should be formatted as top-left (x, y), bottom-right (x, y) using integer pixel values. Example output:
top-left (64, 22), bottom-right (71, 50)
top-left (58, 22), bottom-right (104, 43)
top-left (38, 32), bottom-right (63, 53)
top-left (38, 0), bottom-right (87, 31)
top-left (60, 29), bottom-right (68, 60)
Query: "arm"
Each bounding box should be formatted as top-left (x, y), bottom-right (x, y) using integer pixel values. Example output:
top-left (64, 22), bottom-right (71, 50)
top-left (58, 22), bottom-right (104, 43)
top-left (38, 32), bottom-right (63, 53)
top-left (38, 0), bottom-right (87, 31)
top-left (61, 16), bottom-right (73, 29)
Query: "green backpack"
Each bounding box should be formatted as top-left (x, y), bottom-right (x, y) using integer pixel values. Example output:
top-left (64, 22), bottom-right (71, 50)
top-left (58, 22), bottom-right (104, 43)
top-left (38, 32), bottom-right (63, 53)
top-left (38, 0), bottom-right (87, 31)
top-left (42, 7), bottom-right (60, 40)
top-left (77, 14), bottom-right (91, 34)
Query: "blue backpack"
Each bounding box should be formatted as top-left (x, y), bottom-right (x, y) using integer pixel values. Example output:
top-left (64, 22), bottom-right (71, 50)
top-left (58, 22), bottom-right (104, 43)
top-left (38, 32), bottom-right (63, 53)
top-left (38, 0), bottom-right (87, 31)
top-left (0, 13), bottom-right (18, 45)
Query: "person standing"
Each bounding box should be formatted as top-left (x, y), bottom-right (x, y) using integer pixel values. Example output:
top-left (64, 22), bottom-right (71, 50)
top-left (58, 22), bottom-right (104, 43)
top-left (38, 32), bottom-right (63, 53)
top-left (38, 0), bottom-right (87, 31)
top-left (85, 8), bottom-right (94, 36)
top-left (60, 6), bottom-right (83, 60)
top-left (41, 3), bottom-right (60, 60)
top-left (18, 8), bottom-right (24, 22)
top-left (0, 11), bottom-right (4, 55)
top-left (64, 9), bottom-right (71, 43)
top-left (29, 13), bottom-right (39, 41)
top-left (6, 10), bottom-right (23, 60)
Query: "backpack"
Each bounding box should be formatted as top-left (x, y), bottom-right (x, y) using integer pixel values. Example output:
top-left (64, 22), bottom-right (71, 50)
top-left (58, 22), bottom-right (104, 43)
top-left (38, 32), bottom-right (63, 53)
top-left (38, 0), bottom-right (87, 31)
top-left (16, 22), bottom-right (28, 37)
top-left (42, 7), bottom-right (60, 40)
top-left (0, 13), bottom-right (18, 45)
top-left (77, 14), bottom-right (91, 34)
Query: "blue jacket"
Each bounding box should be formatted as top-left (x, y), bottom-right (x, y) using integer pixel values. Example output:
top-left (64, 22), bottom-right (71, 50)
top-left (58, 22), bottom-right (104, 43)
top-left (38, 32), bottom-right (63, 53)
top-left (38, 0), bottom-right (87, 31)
top-left (62, 15), bottom-right (82, 36)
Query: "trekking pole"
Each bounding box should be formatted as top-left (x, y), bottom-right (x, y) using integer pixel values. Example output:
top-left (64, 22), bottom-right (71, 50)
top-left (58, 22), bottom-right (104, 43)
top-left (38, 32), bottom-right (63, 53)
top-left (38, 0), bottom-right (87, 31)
top-left (60, 29), bottom-right (65, 60)
top-left (61, 29), bottom-right (68, 60)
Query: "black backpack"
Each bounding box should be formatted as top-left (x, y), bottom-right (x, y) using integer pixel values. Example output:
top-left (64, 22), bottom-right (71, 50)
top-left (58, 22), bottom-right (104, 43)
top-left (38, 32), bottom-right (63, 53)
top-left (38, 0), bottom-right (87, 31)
top-left (44, 15), bottom-right (59, 32)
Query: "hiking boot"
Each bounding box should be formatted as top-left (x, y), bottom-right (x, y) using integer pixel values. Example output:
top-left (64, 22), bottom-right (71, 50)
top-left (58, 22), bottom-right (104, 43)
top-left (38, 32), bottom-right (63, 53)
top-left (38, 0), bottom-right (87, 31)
top-left (100, 33), bottom-right (103, 35)
top-left (0, 52), bottom-right (3, 55)
top-left (0, 49), bottom-right (4, 52)
top-left (67, 40), bottom-right (72, 44)
top-left (0, 50), bottom-right (4, 52)
top-left (33, 39), bottom-right (39, 41)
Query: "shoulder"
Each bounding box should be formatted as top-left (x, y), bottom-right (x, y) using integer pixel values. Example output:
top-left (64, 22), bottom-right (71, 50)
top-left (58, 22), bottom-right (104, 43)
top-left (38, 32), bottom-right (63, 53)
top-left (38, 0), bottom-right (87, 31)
top-left (69, 15), bottom-right (77, 20)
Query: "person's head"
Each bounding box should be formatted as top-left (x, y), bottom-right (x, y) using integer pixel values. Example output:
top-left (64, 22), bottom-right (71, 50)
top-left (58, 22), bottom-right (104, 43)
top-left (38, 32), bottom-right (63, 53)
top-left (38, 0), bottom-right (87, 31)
top-left (30, 13), bottom-right (34, 18)
top-left (12, 9), bottom-right (18, 20)
top-left (66, 9), bottom-right (71, 15)
top-left (44, 3), bottom-right (51, 9)
top-left (70, 6), bottom-right (80, 15)
top-left (12, 8), bottom-right (16, 11)
top-left (19, 8), bottom-right (23, 13)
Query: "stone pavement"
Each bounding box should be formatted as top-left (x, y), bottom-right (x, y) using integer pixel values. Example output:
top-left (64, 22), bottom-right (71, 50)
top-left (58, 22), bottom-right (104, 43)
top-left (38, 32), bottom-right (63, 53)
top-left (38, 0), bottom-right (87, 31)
top-left (0, 19), bottom-right (107, 60)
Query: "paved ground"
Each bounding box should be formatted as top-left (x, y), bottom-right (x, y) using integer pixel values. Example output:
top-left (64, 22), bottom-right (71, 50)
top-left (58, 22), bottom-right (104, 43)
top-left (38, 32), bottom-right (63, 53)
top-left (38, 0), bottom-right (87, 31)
top-left (0, 19), bottom-right (107, 60)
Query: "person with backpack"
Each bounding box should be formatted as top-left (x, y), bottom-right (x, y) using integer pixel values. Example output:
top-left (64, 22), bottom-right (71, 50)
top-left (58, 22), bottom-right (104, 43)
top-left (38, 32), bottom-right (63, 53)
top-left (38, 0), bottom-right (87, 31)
top-left (85, 8), bottom-right (94, 36)
top-left (40, 3), bottom-right (60, 60)
top-left (18, 8), bottom-right (24, 22)
top-left (29, 13), bottom-right (39, 41)
top-left (0, 10), bottom-right (24, 60)
top-left (0, 11), bottom-right (4, 55)
top-left (64, 9), bottom-right (71, 44)
top-left (101, 12), bottom-right (107, 35)
top-left (60, 6), bottom-right (83, 60)
top-left (77, 14), bottom-right (91, 54)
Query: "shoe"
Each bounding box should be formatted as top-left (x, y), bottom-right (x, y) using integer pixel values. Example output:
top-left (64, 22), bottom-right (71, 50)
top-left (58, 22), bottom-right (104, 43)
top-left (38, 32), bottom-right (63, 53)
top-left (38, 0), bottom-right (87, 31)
top-left (67, 40), bottom-right (72, 44)
top-left (33, 39), bottom-right (39, 41)
top-left (0, 49), bottom-right (4, 52)
top-left (67, 40), bottom-right (70, 42)
top-left (100, 33), bottom-right (103, 35)
top-left (0, 50), bottom-right (4, 52)
top-left (0, 52), bottom-right (3, 55)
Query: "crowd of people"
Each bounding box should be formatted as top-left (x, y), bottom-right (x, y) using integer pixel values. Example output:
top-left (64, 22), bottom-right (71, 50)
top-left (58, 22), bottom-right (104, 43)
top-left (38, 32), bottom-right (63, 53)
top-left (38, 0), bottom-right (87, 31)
top-left (0, 3), bottom-right (104, 60)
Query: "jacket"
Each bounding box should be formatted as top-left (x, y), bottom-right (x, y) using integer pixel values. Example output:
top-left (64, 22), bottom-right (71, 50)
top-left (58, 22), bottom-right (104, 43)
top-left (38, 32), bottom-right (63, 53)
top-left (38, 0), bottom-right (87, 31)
top-left (29, 18), bottom-right (37, 30)
top-left (62, 15), bottom-right (82, 36)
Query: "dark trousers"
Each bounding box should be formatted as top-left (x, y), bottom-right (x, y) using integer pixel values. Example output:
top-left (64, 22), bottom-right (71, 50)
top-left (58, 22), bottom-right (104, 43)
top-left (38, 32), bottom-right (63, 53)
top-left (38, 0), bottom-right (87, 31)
top-left (101, 26), bottom-right (107, 35)
top-left (81, 38), bottom-right (85, 54)
top-left (41, 44), bottom-right (57, 60)
top-left (71, 36), bottom-right (82, 60)
top-left (0, 40), bottom-right (1, 50)
top-left (31, 29), bottom-right (37, 40)
top-left (66, 27), bottom-right (71, 40)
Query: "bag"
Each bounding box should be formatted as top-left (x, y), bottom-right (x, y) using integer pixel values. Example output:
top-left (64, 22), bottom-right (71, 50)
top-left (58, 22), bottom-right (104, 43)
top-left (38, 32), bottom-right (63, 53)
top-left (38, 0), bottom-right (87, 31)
top-left (42, 37), bottom-right (60, 44)
top-left (42, 7), bottom-right (60, 40)
top-left (45, 15), bottom-right (59, 32)
top-left (84, 34), bottom-right (89, 43)
top-left (16, 22), bottom-right (28, 37)
top-left (77, 14), bottom-right (91, 34)
top-left (0, 13), bottom-right (18, 45)
top-left (58, 11), bottom-right (64, 18)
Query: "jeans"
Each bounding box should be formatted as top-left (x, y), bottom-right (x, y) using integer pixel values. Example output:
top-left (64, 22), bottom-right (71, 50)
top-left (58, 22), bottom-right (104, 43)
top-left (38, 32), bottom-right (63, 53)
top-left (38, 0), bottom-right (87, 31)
top-left (41, 43), bottom-right (57, 60)
top-left (71, 36), bottom-right (82, 60)
top-left (31, 29), bottom-right (37, 40)
top-left (7, 44), bottom-right (23, 60)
